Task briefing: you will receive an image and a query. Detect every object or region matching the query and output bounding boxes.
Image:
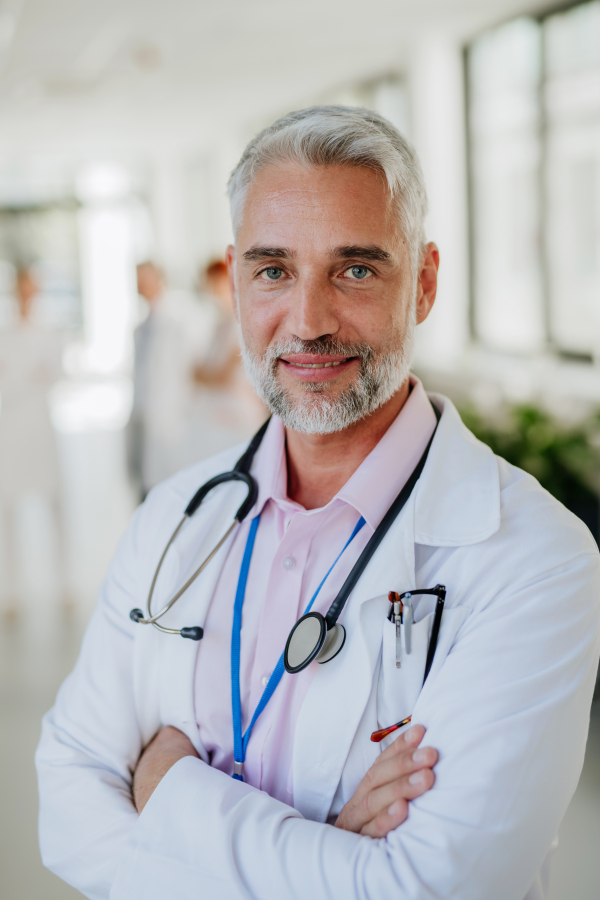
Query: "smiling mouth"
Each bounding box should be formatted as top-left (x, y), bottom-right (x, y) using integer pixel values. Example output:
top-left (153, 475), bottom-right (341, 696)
top-left (287, 360), bottom-right (347, 368)
top-left (280, 356), bottom-right (358, 368)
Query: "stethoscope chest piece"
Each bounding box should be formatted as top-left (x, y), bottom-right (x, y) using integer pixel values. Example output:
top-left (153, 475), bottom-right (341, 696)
top-left (317, 622), bottom-right (346, 664)
top-left (283, 612), bottom-right (346, 674)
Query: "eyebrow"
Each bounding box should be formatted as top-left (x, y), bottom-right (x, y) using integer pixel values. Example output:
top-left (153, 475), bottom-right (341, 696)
top-left (242, 247), bottom-right (293, 262)
top-left (332, 245), bottom-right (392, 263)
top-left (241, 244), bottom-right (392, 264)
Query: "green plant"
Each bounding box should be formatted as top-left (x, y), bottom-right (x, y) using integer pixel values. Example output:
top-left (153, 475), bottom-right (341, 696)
top-left (460, 403), bottom-right (600, 518)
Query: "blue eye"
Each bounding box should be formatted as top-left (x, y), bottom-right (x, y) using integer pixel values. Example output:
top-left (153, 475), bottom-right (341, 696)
top-left (260, 267), bottom-right (283, 280)
top-left (348, 266), bottom-right (370, 279)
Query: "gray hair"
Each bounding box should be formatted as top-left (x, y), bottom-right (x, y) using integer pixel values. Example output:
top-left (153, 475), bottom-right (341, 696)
top-left (227, 105), bottom-right (428, 269)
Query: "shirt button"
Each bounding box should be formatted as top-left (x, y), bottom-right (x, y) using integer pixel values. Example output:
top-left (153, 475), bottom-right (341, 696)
top-left (261, 674), bottom-right (271, 687)
top-left (282, 556), bottom-right (296, 570)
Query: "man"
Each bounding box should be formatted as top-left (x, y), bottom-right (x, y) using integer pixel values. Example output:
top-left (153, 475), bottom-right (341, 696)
top-left (36, 107), bottom-right (600, 900)
top-left (129, 261), bottom-right (215, 494)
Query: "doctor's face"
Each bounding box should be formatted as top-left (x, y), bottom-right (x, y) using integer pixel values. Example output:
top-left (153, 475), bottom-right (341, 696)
top-left (227, 162), bottom-right (438, 434)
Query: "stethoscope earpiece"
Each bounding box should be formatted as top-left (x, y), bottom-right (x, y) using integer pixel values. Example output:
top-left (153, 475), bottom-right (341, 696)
top-left (129, 607), bottom-right (203, 640)
top-left (180, 626), bottom-right (204, 641)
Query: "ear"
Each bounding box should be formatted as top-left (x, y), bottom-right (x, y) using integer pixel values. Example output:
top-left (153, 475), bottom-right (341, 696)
top-left (415, 243), bottom-right (439, 325)
top-left (226, 245), bottom-right (239, 321)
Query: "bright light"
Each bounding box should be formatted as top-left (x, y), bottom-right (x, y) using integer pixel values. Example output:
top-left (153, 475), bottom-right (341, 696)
top-left (77, 194), bottom-right (137, 374)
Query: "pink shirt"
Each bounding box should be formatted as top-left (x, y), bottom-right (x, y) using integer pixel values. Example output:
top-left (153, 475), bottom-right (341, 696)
top-left (194, 377), bottom-right (437, 804)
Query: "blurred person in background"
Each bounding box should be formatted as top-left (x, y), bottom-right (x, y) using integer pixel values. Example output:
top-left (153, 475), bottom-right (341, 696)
top-left (0, 265), bottom-right (65, 618)
top-left (187, 258), bottom-right (266, 461)
top-left (194, 259), bottom-right (239, 385)
top-left (129, 261), bottom-right (213, 497)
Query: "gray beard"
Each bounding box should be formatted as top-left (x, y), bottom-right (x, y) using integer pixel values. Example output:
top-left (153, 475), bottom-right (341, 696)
top-left (240, 317), bottom-right (415, 435)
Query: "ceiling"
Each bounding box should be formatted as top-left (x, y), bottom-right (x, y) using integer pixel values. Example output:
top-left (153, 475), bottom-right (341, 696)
top-left (0, 0), bottom-right (545, 158)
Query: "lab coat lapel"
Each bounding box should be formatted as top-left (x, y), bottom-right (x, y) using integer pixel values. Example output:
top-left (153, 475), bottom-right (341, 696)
top-left (292, 497), bottom-right (416, 822)
top-left (292, 396), bottom-right (502, 820)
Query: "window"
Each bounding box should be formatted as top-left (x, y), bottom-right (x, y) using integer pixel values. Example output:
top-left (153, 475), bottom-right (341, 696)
top-left (0, 202), bottom-right (82, 329)
top-left (467, 1), bottom-right (600, 359)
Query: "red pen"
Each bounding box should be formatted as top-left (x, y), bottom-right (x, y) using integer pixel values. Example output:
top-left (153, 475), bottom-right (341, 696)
top-left (370, 715), bottom-right (412, 742)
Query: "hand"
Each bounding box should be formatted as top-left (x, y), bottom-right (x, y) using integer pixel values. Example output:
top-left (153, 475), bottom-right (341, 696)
top-left (334, 724), bottom-right (437, 838)
top-left (133, 726), bottom-right (200, 813)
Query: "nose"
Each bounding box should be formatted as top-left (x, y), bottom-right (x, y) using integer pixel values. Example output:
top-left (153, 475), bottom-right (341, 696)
top-left (284, 270), bottom-right (340, 340)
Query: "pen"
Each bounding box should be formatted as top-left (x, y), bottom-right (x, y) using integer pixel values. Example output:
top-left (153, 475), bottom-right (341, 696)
top-left (373, 585), bottom-right (446, 743)
top-left (403, 593), bottom-right (413, 654)
top-left (370, 715), bottom-right (412, 742)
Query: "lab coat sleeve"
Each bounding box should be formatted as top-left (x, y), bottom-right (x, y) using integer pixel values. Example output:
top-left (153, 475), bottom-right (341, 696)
top-left (35, 505), bottom-right (147, 900)
top-left (110, 547), bottom-right (600, 900)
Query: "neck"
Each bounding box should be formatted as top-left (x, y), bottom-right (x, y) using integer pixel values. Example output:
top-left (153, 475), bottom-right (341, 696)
top-left (285, 380), bottom-right (410, 510)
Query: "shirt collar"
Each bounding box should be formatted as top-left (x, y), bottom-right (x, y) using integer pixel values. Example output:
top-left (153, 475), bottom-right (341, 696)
top-left (250, 376), bottom-right (438, 530)
top-left (336, 377), bottom-right (437, 529)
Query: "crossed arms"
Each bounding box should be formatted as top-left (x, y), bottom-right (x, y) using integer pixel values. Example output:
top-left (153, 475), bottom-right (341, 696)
top-left (133, 722), bottom-right (437, 836)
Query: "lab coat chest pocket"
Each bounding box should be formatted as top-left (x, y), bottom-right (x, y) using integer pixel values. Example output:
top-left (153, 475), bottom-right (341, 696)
top-left (376, 607), bottom-right (470, 749)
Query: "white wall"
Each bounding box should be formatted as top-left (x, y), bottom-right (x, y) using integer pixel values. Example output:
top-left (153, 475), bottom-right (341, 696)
top-left (409, 34), bottom-right (470, 371)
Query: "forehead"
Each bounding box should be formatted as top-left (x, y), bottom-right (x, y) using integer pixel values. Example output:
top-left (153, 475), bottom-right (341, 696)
top-left (238, 161), bottom-right (401, 251)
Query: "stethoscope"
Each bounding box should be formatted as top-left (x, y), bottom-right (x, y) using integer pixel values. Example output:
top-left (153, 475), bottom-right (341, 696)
top-left (130, 408), bottom-right (440, 676)
top-left (129, 418), bottom-right (269, 641)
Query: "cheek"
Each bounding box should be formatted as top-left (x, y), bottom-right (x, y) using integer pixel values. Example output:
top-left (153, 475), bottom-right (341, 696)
top-left (238, 292), bottom-right (283, 351)
top-left (386, 285), bottom-right (416, 341)
top-left (350, 298), bottom-right (402, 350)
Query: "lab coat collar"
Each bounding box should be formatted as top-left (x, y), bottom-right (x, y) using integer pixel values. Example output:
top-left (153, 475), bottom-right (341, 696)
top-left (335, 377), bottom-right (437, 530)
top-left (413, 393), bottom-right (501, 546)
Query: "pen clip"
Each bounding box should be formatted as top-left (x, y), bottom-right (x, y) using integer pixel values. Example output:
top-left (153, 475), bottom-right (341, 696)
top-left (388, 591), bottom-right (402, 622)
top-left (403, 594), bottom-right (413, 654)
top-left (389, 592), bottom-right (403, 667)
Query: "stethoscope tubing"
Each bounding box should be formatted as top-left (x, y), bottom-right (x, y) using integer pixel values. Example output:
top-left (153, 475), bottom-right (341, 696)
top-left (324, 418), bottom-right (439, 630)
top-left (135, 518), bottom-right (237, 631)
top-left (131, 406), bottom-right (441, 647)
top-left (131, 419), bottom-right (272, 636)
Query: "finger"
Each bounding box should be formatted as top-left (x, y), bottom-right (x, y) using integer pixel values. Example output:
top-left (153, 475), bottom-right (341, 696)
top-left (377, 724), bottom-right (425, 763)
top-left (342, 726), bottom-right (430, 816)
top-left (370, 745), bottom-right (438, 791)
top-left (361, 797), bottom-right (408, 837)
top-left (363, 766), bottom-right (435, 825)
top-left (336, 726), bottom-right (431, 828)
top-left (360, 740), bottom-right (438, 802)
top-left (360, 769), bottom-right (436, 839)
top-left (341, 754), bottom-right (436, 835)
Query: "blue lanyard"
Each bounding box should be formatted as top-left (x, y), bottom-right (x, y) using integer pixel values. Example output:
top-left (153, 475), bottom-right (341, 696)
top-left (230, 513), bottom-right (366, 780)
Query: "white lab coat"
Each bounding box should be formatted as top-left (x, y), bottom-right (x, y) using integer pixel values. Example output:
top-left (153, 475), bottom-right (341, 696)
top-left (36, 394), bottom-right (600, 900)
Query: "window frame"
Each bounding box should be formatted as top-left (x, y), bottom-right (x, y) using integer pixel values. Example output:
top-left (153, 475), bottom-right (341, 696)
top-left (465, 0), bottom-right (600, 364)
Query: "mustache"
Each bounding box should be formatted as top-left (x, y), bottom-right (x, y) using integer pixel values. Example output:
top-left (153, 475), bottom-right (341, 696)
top-left (267, 336), bottom-right (375, 364)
